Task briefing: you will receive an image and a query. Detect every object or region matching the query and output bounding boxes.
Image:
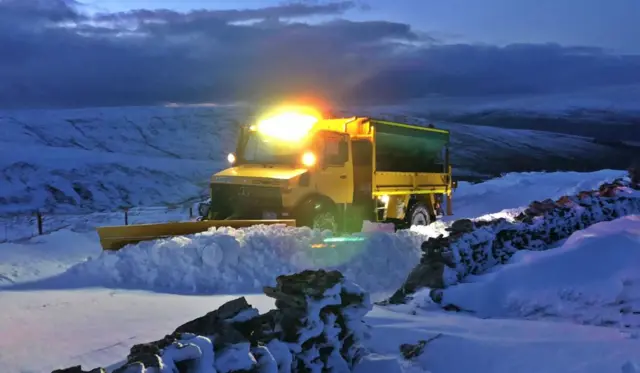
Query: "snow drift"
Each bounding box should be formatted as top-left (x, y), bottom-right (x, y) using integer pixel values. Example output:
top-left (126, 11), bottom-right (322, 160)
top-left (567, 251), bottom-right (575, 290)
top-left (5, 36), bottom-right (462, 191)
top-left (70, 226), bottom-right (424, 296)
top-left (432, 215), bottom-right (640, 331)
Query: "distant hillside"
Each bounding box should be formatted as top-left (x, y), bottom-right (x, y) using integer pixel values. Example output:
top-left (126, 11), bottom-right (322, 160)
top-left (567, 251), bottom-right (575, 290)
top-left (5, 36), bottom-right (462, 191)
top-left (0, 104), bottom-right (635, 214)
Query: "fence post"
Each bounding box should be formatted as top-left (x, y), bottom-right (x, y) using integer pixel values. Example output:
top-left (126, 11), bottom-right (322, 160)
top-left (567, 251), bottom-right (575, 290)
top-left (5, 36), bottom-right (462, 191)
top-left (124, 208), bottom-right (129, 226)
top-left (189, 207), bottom-right (193, 218)
top-left (36, 211), bottom-right (43, 235)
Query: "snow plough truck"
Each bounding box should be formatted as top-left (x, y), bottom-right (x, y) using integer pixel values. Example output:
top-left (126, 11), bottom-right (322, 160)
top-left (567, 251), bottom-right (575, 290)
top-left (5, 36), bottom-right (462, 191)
top-left (97, 107), bottom-right (456, 250)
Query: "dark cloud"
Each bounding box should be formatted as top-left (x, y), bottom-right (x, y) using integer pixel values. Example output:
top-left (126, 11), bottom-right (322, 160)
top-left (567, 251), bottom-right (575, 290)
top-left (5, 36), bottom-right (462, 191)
top-left (0, 0), bottom-right (639, 109)
top-left (92, 1), bottom-right (358, 24)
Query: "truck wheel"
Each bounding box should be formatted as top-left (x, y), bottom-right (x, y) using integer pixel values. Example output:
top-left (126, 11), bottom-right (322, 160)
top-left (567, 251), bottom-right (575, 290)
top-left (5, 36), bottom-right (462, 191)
top-left (312, 211), bottom-right (338, 232)
top-left (296, 199), bottom-right (338, 232)
top-left (408, 202), bottom-right (432, 226)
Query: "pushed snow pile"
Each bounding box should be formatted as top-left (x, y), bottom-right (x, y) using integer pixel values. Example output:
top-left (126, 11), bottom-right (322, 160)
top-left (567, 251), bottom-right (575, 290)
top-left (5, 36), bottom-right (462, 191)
top-left (445, 169), bottom-right (628, 220)
top-left (70, 225), bottom-right (424, 294)
top-left (421, 215), bottom-right (640, 331)
top-left (53, 270), bottom-right (372, 373)
top-left (388, 175), bottom-right (640, 304)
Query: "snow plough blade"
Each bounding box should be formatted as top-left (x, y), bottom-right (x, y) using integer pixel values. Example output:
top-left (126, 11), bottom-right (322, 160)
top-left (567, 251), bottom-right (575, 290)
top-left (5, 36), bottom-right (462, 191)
top-left (96, 219), bottom-right (296, 251)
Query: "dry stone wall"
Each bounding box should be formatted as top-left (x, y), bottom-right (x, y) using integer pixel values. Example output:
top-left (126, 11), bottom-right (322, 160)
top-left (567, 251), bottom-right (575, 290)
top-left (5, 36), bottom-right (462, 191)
top-left (52, 270), bottom-right (372, 373)
top-left (388, 173), bottom-right (640, 305)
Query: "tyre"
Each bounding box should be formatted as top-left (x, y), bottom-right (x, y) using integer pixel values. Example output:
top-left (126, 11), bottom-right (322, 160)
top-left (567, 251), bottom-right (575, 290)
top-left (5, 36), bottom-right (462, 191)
top-left (296, 199), bottom-right (338, 232)
top-left (407, 202), bottom-right (432, 226)
top-left (311, 210), bottom-right (338, 232)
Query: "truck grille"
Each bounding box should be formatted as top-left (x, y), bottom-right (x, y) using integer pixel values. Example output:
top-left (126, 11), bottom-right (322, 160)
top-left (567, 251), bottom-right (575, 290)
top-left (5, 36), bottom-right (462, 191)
top-left (209, 183), bottom-right (283, 219)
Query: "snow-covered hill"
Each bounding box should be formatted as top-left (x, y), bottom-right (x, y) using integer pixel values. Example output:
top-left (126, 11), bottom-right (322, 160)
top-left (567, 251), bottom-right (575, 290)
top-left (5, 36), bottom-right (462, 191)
top-left (1, 105), bottom-right (635, 215)
top-left (381, 84), bottom-right (640, 142)
top-left (395, 84), bottom-right (640, 114)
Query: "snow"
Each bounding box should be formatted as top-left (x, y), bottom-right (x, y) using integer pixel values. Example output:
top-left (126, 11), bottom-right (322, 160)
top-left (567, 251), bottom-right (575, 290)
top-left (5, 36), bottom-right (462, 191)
top-left (0, 230), bottom-right (101, 285)
top-left (382, 83), bottom-right (640, 114)
top-left (2, 169), bottom-right (621, 299)
top-left (428, 215), bottom-right (640, 331)
top-left (1, 169), bottom-right (639, 373)
top-left (0, 289), bottom-right (277, 373)
top-left (441, 169), bottom-right (626, 220)
top-left (2, 289), bottom-right (639, 373)
top-left (12, 226), bottom-right (425, 299)
top-left (0, 106), bottom-right (241, 214)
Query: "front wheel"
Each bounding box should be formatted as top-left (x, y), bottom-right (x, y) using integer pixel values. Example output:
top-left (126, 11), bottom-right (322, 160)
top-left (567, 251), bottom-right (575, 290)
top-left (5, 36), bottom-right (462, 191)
top-left (407, 202), bottom-right (432, 227)
top-left (296, 201), bottom-right (339, 232)
top-left (311, 210), bottom-right (338, 232)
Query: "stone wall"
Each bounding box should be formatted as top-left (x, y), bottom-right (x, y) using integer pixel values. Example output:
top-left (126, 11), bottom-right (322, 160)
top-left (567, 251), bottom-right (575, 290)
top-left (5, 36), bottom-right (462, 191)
top-left (388, 174), bottom-right (640, 305)
top-left (53, 270), bottom-right (372, 373)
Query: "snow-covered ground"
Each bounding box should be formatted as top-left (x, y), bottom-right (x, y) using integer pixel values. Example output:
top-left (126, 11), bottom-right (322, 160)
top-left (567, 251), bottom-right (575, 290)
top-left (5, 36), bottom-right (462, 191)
top-left (2, 169), bottom-right (640, 373)
top-left (0, 104), bottom-right (630, 215)
top-left (423, 215), bottom-right (640, 332)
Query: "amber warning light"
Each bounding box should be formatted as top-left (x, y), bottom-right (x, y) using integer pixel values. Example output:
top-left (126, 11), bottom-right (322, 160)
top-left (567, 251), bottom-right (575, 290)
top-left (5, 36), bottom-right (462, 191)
top-left (253, 108), bottom-right (320, 141)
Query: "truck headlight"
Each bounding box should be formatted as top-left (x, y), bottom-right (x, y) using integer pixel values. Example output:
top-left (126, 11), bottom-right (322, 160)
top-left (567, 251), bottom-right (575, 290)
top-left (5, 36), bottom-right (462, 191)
top-left (227, 153), bottom-right (236, 164)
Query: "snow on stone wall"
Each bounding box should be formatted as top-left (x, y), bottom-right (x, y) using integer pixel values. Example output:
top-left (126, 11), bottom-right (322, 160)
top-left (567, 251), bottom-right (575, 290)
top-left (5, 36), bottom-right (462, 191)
top-left (52, 270), bottom-right (372, 373)
top-left (388, 174), bottom-right (640, 305)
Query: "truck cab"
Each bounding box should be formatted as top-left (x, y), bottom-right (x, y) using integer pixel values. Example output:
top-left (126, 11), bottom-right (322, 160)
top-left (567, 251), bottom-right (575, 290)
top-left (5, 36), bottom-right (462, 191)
top-left (199, 109), bottom-right (454, 232)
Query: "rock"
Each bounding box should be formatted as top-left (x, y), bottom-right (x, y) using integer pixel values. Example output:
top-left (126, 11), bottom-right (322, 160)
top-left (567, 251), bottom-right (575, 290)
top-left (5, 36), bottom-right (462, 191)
top-left (400, 340), bottom-right (427, 360)
top-left (264, 269), bottom-right (345, 303)
top-left (174, 296), bottom-right (255, 336)
top-left (446, 219), bottom-right (474, 234)
top-left (52, 367), bottom-right (105, 373)
top-left (399, 334), bottom-right (443, 360)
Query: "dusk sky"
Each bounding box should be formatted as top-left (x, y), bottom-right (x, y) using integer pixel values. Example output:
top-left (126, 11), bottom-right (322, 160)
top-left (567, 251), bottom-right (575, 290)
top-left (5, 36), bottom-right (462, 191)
top-left (1, 0), bottom-right (639, 109)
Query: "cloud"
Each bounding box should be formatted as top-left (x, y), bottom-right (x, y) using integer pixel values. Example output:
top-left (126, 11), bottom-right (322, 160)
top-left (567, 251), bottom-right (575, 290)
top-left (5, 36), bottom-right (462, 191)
top-left (0, 0), bottom-right (639, 109)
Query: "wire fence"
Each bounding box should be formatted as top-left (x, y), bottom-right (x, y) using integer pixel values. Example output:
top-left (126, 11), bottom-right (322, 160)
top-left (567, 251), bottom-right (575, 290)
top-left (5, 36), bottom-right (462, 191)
top-left (0, 204), bottom-right (200, 244)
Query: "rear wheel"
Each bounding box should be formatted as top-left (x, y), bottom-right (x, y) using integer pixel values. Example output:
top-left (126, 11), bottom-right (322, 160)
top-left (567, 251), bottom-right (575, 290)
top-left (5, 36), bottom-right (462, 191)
top-left (407, 202), bottom-right (432, 226)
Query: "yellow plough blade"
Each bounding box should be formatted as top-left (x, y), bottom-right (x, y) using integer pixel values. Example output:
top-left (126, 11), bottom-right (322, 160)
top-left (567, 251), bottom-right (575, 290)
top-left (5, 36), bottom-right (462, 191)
top-left (96, 219), bottom-right (297, 251)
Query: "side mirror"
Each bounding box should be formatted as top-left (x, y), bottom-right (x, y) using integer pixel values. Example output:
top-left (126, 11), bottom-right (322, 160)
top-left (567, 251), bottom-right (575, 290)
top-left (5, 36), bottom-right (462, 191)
top-left (197, 202), bottom-right (210, 218)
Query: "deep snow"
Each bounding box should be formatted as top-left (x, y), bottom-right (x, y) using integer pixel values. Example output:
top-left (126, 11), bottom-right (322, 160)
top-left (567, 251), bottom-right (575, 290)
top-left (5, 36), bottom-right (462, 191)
top-left (427, 215), bottom-right (640, 331)
top-left (1, 169), bottom-right (639, 373)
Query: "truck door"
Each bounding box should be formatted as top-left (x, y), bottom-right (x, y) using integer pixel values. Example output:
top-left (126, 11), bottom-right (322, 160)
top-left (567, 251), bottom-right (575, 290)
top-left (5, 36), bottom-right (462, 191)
top-left (314, 131), bottom-right (354, 204)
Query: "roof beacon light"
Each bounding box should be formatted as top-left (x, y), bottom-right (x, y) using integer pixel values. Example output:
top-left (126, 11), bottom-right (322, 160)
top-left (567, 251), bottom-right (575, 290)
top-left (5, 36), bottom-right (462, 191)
top-left (256, 111), bottom-right (318, 141)
top-left (301, 151), bottom-right (316, 167)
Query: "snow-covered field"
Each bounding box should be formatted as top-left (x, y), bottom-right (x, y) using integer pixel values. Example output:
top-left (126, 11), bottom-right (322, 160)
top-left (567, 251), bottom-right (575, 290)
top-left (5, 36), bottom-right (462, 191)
top-left (2, 169), bottom-right (640, 373)
top-left (0, 104), bottom-right (631, 215)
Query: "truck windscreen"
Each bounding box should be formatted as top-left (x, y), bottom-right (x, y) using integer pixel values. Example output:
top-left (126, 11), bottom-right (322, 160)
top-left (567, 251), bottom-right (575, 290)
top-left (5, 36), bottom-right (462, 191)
top-left (240, 131), bottom-right (305, 165)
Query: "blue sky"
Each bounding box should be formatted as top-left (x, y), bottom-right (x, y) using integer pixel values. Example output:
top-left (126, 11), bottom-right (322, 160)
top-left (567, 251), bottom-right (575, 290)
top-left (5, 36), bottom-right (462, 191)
top-left (1, 0), bottom-right (639, 109)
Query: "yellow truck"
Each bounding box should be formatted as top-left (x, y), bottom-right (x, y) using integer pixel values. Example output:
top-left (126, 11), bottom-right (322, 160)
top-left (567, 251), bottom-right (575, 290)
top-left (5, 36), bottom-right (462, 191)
top-left (97, 107), bottom-right (455, 250)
